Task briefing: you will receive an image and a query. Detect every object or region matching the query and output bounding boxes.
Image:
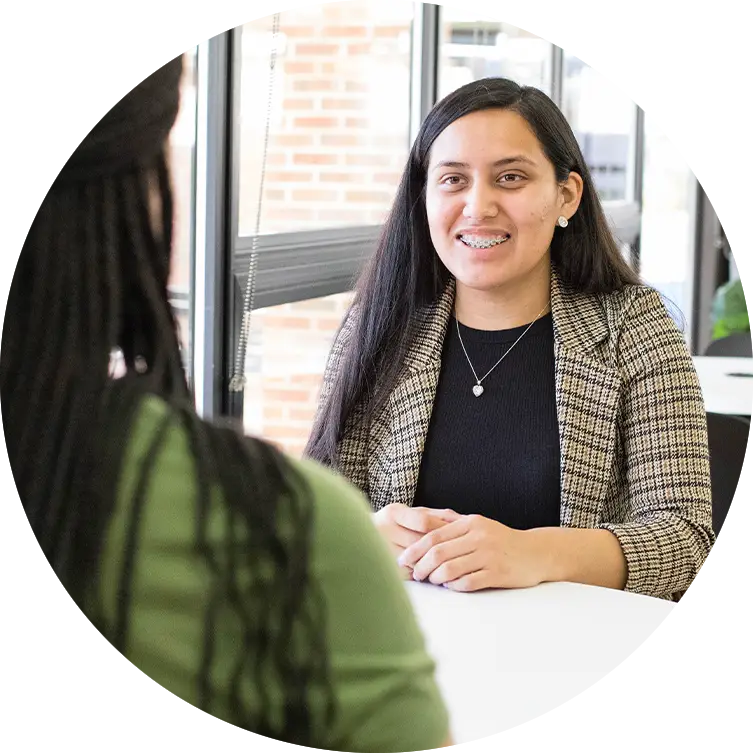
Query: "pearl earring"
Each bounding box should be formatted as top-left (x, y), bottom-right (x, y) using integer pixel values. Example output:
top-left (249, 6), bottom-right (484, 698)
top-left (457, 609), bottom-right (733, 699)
top-left (557, 216), bottom-right (569, 228)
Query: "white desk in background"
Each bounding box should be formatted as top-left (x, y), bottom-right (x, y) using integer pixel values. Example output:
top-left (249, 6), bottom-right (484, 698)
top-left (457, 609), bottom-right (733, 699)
top-left (692, 356), bottom-right (753, 416)
top-left (405, 581), bottom-right (674, 745)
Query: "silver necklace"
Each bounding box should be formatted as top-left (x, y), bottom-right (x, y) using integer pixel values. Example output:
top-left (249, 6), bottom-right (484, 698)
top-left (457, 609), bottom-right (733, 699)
top-left (455, 303), bottom-right (549, 397)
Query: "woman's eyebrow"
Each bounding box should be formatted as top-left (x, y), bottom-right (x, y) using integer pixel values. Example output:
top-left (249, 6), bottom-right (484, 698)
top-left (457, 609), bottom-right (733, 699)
top-left (431, 155), bottom-right (537, 171)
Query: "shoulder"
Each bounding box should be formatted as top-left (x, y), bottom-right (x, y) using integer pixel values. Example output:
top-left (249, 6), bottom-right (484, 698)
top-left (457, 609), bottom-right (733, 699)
top-left (291, 456), bottom-right (399, 573)
top-left (600, 285), bottom-right (691, 376)
top-left (287, 457), bottom-right (451, 750)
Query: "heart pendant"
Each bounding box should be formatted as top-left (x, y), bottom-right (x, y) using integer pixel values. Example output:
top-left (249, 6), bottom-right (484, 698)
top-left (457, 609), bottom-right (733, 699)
top-left (472, 384), bottom-right (484, 397)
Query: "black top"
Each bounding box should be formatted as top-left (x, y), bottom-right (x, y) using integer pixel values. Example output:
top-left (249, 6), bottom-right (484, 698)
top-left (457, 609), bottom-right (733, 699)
top-left (413, 313), bottom-right (561, 529)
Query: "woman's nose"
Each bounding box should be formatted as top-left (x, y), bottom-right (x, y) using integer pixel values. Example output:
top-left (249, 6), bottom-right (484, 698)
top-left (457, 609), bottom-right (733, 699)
top-left (462, 182), bottom-right (499, 220)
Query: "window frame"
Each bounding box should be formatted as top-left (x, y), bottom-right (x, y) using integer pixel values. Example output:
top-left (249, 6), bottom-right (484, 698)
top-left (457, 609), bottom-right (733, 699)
top-left (223, 5), bottom-right (429, 418)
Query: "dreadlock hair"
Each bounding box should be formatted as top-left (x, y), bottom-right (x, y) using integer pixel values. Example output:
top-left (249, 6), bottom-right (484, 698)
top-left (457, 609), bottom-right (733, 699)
top-left (0, 56), bottom-right (333, 745)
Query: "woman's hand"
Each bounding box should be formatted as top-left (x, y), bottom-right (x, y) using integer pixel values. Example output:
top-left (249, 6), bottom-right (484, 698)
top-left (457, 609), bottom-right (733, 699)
top-left (373, 504), bottom-right (460, 575)
top-left (398, 514), bottom-right (547, 591)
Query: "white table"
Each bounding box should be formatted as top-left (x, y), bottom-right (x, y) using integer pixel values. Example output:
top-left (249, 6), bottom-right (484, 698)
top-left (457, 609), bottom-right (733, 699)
top-left (405, 581), bottom-right (674, 744)
top-left (692, 356), bottom-right (753, 416)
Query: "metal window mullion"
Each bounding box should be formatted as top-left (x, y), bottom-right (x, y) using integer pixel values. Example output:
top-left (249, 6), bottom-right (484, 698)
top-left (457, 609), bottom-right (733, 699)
top-left (550, 45), bottom-right (564, 106)
top-left (193, 32), bottom-right (233, 421)
top-left (410, 2), bottom-right (440, 145)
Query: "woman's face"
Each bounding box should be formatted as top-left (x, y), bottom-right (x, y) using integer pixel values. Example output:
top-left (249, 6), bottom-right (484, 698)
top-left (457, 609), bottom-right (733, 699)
top-left (424, 108), bottom-right (582, 296)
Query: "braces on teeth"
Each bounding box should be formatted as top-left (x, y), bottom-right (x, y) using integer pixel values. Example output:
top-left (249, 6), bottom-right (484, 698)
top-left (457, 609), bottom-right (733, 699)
top-left (460, 235), bottom-right (509, 249)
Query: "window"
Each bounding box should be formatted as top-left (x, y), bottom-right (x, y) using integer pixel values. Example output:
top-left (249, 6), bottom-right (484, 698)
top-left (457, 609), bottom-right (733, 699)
top-left (639, 115), bottom-right (698, 335)
top-left (243, 292), bottom-right (355, 455)
top-left (438, 10), bottom-right (553, 98)
top-left (439, 0), bottom-right (750, 206)
top-left (233, 2), bottom-right (417, 442)
top-left (237, 1), bottom-right (414, 236)
top-left (562, 55), bottom-right (637, 203)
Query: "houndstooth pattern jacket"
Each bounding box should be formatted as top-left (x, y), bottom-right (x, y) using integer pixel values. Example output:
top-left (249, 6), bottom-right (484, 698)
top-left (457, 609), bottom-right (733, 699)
top-left (318, 269), bottom-right (715, 600)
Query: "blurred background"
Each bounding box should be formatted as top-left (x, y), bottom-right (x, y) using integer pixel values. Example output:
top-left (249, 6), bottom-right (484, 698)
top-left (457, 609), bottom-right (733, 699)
top-left (167, 1), bottom-right (746, 458)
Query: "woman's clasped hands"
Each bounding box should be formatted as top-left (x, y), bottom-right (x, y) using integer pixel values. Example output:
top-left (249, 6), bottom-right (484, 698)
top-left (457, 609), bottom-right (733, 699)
top-left (374, 503), bottom-right (548, 591)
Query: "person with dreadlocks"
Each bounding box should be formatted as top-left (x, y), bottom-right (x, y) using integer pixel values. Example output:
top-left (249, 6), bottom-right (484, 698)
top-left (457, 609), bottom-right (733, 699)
top-left (0, 56), bottom-right (451, 751)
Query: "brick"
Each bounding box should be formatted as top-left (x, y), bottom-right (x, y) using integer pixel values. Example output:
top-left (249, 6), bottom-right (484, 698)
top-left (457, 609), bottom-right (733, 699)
top-left (322, 98), bottom-right (365, 111)
top-left (320, 171), bottom-right (365, 183)
top-left (263, 424), bottom-right (305, 440)
top-left (289, 407), bottom-right (317, 422)
top-left (320, 134), bottom-right (363, 147)
top-left (374, 171), bottom-right (403, 184)
top-left (263, 406), bottom-right (284, 420)
top-left (262, 316), bottom-right (312, 329)
top-left (271, 133), bottom-right (315, 147)
top-left (280, 26), bottom-right (316, 37)
top-left (346, 117), bottom-right (370, 129)
top-left (282, 97), bottom-right (315, 110)
top-left (345, 190), bottom-right (393, 203)
top-left (263, 189), bottom-right (286, 201)
top-left (347, 43), bottom-right (371, 55)
top-left (293, 153), bottom-right (339, 165)
top-left (375, 26), bottom-right (410, 38)
top-left (283, 61), bottom-right (315, 74)
top-left (289, 373), bottom-right (326, 386)
top-left (345, 154), bottom-right (393, 167)
top-left (322, 25), bottom-right (369, 37)
top-left (291, 189), bottom-right (339, 202)
top-left (292, 79), bottom-right (338, 92)
top-left (315, 317), bottom-right (346, 331)
top-left (295, 43), bottom-right (340, 56)
top-left (294, 116), bottom-right (339, 129)
top-left (263, 390), bottom-right (310, 403)
top-left (265, 171), bottom-right (312, 182)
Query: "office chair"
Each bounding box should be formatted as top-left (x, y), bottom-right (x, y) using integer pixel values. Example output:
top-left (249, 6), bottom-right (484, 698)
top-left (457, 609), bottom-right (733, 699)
top-left (704, 332), bottom-right (753, 357)
top-left (706, 412), bottom-right (750, 536)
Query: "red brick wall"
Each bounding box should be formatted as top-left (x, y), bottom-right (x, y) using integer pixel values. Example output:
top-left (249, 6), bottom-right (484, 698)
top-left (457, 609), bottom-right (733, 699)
top-left (238, 3), bottom-right (414, 456)
top-left (243, 291), bottom-right (355, 457)
top-left (238, 1), bottom-right (413, 235)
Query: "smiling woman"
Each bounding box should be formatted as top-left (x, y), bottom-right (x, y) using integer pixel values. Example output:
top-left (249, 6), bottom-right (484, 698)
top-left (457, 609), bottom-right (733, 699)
top-left (305, 77), bottom-right (714, 602)
top-left (424, 108), bottom-right (583, 329)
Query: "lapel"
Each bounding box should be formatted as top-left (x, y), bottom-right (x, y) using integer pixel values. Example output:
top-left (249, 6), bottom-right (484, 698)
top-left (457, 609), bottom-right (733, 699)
top-left (550, 273), bottom-right (622, 528)
top-left (376, 270), bottom-right (622, 526)
top-left (384, 282), bottom-right (455, 506)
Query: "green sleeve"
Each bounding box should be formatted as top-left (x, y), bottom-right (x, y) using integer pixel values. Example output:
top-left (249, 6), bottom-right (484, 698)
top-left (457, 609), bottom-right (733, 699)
top-left (296, 457), bottom-right (450, 752)
top-left (103, 397), bottom-right (449, 751)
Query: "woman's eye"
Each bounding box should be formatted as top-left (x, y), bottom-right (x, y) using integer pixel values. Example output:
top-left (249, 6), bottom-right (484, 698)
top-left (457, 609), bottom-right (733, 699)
top-left (499, 173), bottom-right (524, 184)
top-left (441, 175), bottom-right (464, 186)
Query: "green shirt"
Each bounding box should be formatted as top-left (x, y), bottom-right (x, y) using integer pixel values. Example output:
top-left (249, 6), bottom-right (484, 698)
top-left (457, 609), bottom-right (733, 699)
top-left (99, 395), bottom-right (449, 751)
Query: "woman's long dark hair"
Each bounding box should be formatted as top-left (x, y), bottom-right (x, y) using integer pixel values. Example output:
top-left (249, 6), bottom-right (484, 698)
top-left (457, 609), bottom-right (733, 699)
top-left (306, 77), bottom-right (640, 467)
top-left (0, 58), bottom-right (332, 744)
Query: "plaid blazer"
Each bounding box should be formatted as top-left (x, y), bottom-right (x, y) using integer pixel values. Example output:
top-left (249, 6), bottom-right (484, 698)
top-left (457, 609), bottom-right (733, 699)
top-left (318, 270), bottom-right (715, 599)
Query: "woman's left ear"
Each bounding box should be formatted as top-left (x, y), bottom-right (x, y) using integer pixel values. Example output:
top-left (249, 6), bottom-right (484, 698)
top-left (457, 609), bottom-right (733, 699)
top-left (560, 171), bottom-right (584, 220)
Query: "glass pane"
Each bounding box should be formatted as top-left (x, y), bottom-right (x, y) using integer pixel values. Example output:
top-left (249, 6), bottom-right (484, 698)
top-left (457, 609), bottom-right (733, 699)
top-left (242, 292), bottom-right (354, 457)
top-left (237, 1), bottom-right (414, 236)
top-left (169, 48), bottom-right (198, 378)
top-left (639, 115), bottom-right (697, 338)
top-left (439, 9), bottom-right (552, 99)
top-left (439, 0), bottom-right (750, 103)
top-left (563, 61), bottom-right (750, 200)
